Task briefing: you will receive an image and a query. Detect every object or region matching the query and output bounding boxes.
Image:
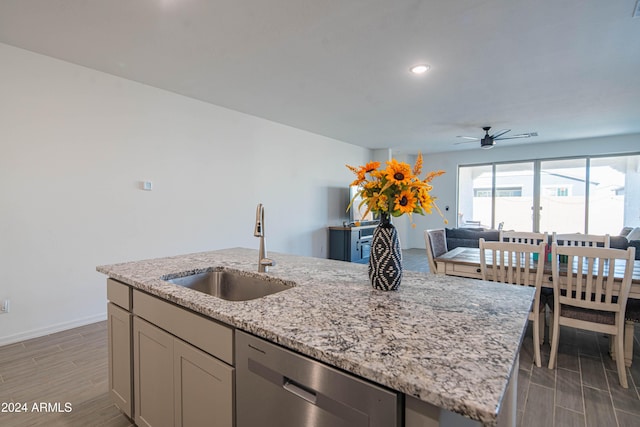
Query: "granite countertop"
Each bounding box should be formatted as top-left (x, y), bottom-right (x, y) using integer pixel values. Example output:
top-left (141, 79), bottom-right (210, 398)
top-left (97, 247), bottom-right (534, 426)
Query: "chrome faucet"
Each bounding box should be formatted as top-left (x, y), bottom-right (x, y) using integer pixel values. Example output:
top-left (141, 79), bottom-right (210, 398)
top-left (254, 203), bottom-right (275, 272)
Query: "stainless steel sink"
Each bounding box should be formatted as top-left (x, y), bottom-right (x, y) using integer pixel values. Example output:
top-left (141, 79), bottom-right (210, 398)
top-left (166, 270), bottom-right (294, 301)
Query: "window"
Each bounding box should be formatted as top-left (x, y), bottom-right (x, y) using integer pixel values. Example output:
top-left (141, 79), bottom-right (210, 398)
top-left (588, 155), bottom-right (640, 234)
top-left (497, 187), bottom-right (523, 197)
top-left (475, 187), bottom-right (522, 197)
top-left (458, 153), bottom-right (640, 234)
top-left (474, 189), bottom-right (492, 197)
top-left (540, 158), bottom-right (586, 234)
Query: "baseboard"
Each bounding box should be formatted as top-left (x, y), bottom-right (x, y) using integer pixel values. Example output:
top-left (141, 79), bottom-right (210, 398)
top-left (0, 313), bottom-right (107, 347)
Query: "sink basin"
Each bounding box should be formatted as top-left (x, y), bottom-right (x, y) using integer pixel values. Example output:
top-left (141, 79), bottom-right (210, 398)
top-left (166, 270), bottom-right (294, 301)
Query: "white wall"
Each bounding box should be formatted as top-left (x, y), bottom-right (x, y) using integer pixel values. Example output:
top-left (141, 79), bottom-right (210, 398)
top-left (405, 134), bottom-right (640, 249)
top-left (0, 43), bottom-right (370, 344)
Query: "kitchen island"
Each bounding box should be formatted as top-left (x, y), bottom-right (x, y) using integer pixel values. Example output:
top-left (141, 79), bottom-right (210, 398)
top-left (97, 247), bottom-right (534, 427)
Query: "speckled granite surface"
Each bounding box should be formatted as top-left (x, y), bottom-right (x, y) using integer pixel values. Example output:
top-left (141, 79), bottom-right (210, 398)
top-left (97, 247), bottom-right (534, 426)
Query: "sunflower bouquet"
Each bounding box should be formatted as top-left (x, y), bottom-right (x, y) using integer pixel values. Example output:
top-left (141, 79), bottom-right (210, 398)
top-left (346, 153), bottom-right (446, 227)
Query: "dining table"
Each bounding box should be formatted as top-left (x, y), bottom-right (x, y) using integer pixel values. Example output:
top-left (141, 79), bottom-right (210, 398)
top-left (434, 246), bottom-right (640, 367)
top-left (434, 246), bottom-right (640, 297)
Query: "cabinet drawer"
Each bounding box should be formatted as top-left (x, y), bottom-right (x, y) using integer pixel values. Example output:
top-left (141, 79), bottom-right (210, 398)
top-left (133, 290), bottom-right (233, 365)
top-left (445, 262), bottom-right (482, 279)
top-left (107, 279), bottom-right (132, 310)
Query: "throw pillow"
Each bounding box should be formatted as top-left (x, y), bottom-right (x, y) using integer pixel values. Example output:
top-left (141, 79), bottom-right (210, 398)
top-left (620, 226), bottom-right (633, 237)
top-left (626, 227), bottom-right (640, 242)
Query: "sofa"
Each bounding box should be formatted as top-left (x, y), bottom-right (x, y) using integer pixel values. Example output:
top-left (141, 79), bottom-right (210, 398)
top-left (445, 226), bottom-right (640, 260)
top-left (445, 227), bottom-right (499, 250)
top-left (611, 227), bottom-right (640, 260)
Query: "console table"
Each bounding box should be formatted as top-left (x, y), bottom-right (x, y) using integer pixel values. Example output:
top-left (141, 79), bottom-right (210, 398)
top-left (328, 224), bottom-right (377, 263)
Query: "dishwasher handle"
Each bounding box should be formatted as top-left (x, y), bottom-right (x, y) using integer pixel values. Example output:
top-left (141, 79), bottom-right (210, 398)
top-left (283, 378), bottom-right (317, 404)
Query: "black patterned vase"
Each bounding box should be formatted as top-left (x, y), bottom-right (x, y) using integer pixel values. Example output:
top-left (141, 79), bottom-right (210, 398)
top-left (368, 213), bottom-right (403, 291)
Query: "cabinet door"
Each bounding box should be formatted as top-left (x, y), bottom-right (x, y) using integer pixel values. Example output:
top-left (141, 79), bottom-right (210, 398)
top-left (134, 317), bottom-right (174, 427)
top-left (107, 302), bottom-right (132, 418)
top-left (174, 339), bottom-right (234, 427)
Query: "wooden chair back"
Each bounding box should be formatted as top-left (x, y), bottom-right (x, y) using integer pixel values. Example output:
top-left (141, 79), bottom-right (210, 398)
top-left (500, 230), bottom-right (548, 245)
top-left (552, 232), bottom-right (610, 248)
top-left (551, 243), bottom-right (634, 313)
top-left (479, 238), bottom-right (546, 287)
top-left (480, 239), bottom-right (547, 368)
top-left (424, 229), bottom-right (447, 274)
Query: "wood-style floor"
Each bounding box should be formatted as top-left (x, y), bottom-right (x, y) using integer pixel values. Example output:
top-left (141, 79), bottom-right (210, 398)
top-left (0, 321), bottom-right (133, 427)
top-left (0, 249), bottom-right (638, 426)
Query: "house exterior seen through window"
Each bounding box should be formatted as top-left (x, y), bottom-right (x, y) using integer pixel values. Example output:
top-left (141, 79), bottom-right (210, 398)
top-left (458, 153), bottom-right (640, 234)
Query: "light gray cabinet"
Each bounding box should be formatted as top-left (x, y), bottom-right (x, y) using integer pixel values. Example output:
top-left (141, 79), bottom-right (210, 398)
top-left (107, 279), bottom-right (133, 419)
top-left (131, 288), bottom-right (234, 427)
top-left (107, 302), bottom-right (133, 418)
top-left (107, 279), bottom-right (235, 427)
top-left (133, 316), bottom-right (174, 427)
top-left (133, 316), bottom-right (234, 427)
top-left (174, 338), bottom-right (234, 427)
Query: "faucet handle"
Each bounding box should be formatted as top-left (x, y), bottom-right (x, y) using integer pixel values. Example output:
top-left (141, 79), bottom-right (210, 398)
top-left (258, 257), bottom-right (275, 273)
top-left (260, 258), bottom-right (275, 267)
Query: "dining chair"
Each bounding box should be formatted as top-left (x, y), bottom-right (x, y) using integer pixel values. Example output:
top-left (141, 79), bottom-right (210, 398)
top-left (620, 299), bottom-right (640, 367)
top-left (500, 230), bottom-right (548, 246)
top-left (501, 231), bottom-right (554, 342)
top-left (552, 232), bottom-right (610, 248)
top-left (550, 232), bottom-right (610, 344)
top-left (547, 243), bottom-right (635, 388)
top-left (424, 229), bottom-right (448, 274)
top-left (609, 298), bottom-right (640, 369)
top-left (479, 238), bottom-right (547, 367)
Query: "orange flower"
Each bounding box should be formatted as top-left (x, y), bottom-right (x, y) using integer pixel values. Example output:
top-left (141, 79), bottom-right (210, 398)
top-left (375, 194), bottom-right (389, 211)
top-left (346, 161), bottom-right (382, 186)
top-left (395, 190), bottom-right (417, 214)
top-left (346, 153), bottom-right (445, 223)
top-left (418, 189), bottom-right (434, 214)
top-left (385, 159), bottom-right (413, 185)
top-left (364, 161), bottom-right (380, 173)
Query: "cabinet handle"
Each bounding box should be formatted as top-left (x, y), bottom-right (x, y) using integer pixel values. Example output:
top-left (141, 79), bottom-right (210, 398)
top-left (476, 268), bottom-right (481, 273)
top-left (283, 378), bottom-right (317, 404)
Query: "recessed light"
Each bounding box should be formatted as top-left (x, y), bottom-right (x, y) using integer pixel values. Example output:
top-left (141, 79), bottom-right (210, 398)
top-left (410, 64), bottom-right (430, 74)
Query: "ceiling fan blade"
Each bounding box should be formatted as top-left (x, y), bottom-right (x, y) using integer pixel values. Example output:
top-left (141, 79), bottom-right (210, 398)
top-left (490, 129), bottom-right (510, 139)
top-left (495, 132), bottom-right (536, 140)
top-left (456, 136), bottom-right (480, 140)
top-left (454, 139), bottom-right (477, 145)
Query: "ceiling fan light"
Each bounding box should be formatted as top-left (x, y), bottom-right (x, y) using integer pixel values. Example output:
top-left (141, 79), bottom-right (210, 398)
top-left (410, 64), bottom-right (430, 74)
top-left (481, 138), bottom-right (495, 149)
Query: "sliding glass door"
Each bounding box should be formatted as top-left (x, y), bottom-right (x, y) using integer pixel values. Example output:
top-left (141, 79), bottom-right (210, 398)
top-left (539, 158), bottom-right (586, 234)
top-left (494, 162), bottom-right (535, 232)
top-left (458, 164), bottom-right (492, 228)
top-left (588, 155), bottom-right (640, 232)
top-left (457, 153), bottom-right (640, 234)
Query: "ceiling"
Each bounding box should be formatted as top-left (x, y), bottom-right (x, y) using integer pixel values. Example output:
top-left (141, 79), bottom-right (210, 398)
top-left (1, 0), bottom-right (639, 154)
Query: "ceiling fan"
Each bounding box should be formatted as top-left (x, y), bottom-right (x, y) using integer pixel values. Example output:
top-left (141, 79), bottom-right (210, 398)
top-left (456, 126), bottom-right (538, 149)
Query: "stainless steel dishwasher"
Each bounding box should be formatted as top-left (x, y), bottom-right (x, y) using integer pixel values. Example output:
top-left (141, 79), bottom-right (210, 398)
top-left (236, 331), bottom-right (401, 427)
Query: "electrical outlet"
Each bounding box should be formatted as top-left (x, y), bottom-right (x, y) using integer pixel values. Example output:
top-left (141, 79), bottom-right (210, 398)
top-left (0, 299), bottom-right (9, 314)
